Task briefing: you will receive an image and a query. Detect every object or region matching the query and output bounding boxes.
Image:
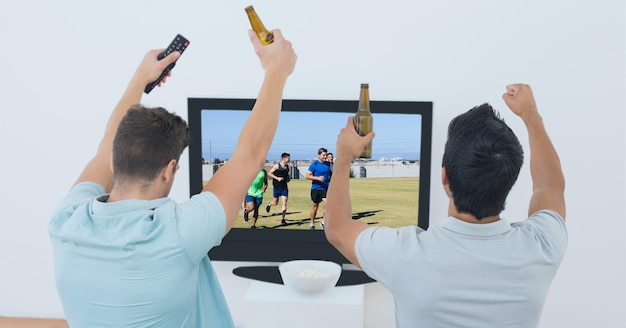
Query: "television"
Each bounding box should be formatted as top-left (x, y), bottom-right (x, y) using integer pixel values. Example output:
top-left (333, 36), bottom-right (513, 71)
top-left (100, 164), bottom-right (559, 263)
top-left (188, 98), bottom-right (433, 285)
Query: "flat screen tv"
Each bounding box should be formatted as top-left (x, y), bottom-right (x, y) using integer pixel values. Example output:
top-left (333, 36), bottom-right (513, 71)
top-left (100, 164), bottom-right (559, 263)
top-left (188, 97), bottom-right (433, 285)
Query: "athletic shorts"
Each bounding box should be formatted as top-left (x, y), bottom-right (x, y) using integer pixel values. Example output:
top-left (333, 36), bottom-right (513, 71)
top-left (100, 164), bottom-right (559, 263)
top-left (273, 187), bottom-right (289, 198)
top-left (245, 195), bottom-right (263, 206)
top-left (310, 189), bottom-right (327, 204)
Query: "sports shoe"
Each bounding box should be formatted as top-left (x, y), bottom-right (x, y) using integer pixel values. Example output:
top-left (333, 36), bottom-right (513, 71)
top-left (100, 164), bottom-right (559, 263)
top-left (251, 225), bottom-right (256, 229)
top-left (320, 221), bottom-right (325, 230)
top-left (281, 219), bottom-right (287, 225)
top-left (243, 209), bottom-right (248, 222)
top-left (265, 201), bottom-right (271, 213)
top-left (310, 224), bottom-right (315, 230)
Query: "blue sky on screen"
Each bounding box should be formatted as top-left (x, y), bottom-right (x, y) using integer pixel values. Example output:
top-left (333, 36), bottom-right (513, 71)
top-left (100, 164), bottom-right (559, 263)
top-left (201, 110), bottom-right (422, 161)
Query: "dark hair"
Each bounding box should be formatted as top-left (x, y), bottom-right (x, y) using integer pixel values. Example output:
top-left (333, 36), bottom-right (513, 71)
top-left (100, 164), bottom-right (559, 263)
top-left (281, 152), bottom-right (290, 158)
top-left (113, 105), bottom-right (191, 182)
top-left (442, 104), bottom-right (524, 219)
top-left (318, 147), bottom-right (328, 155)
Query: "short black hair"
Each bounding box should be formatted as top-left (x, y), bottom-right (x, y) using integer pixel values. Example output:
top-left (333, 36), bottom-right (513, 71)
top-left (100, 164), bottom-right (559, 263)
top-left (442, 104), bottom-right (524, 219)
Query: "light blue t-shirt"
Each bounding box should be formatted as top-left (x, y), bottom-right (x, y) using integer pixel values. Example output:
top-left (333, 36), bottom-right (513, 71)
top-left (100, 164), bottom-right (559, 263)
top-left (49, 182), bottom-right (234, 328)
top-left (356, 210), bottom-right (568, 328)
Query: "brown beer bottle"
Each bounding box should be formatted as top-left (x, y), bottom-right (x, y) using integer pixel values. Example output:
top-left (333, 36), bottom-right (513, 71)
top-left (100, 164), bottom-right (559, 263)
top-left (354, 83), bottom-right (373, 158)
top-left (245, 5), bottom-right (274, 45)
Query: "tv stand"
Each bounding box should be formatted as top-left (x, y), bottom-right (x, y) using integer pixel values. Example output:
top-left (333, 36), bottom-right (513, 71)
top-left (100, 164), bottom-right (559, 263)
top-left (243, 277), bottom-right (365, 328)
top-left (232, 265), bottom-right (376, 286)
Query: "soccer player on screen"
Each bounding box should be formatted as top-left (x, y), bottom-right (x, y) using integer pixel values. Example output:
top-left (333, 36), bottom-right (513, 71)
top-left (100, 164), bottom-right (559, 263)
top-left (266, 152), bottom-right (291, 225)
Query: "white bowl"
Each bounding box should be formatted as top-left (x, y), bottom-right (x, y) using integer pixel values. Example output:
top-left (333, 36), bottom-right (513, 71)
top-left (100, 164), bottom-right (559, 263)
top-left (279, 260), bottom-right (342, 295)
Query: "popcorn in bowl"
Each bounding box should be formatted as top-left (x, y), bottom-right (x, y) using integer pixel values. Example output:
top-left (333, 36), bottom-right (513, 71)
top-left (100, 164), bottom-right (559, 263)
top-left (279, 260), bottom-right (342, 295)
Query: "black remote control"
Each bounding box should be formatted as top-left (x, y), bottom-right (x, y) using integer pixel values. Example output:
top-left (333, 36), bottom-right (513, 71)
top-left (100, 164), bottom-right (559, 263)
top-left (144, 34), bottom-right (190, 94)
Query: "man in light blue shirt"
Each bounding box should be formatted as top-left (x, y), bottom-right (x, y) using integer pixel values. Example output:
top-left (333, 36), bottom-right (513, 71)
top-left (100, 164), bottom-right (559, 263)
top-left (325, 84), bottom-right (567, 327)
top-left (49, 29), bottom-right (297, 327)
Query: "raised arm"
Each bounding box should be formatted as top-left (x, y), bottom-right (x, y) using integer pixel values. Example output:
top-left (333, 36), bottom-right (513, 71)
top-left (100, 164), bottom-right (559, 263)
top-left (204, 29), bottom-right (296, 235)
top-left (73, 50), bottom-right (180, 192)
top-left (502, 84), bottom-right (566, 220)
top-left (325, 117), bottom-right (375, 267)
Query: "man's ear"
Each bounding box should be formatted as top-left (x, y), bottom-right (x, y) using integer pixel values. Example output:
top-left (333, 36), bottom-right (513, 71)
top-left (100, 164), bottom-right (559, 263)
top-left (442, 167), bottom-right (452, 197)
top-left (163, 159), bottom-right (178, 182)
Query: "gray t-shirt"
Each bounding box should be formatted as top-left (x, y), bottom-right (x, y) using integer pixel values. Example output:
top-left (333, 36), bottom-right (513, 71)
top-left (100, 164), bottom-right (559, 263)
top-left (356, 210), bottom-right (567, 328)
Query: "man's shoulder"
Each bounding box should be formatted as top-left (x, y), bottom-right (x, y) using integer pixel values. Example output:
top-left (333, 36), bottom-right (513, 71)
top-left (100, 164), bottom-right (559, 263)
top-left (52, 182), bottom-right (105, 218)
top-left (515, 210), bottom-right (566, 231)
top-left (311, 160), bottom-right (327, 169)
top-left (358, 225), bottom-right (425, 245)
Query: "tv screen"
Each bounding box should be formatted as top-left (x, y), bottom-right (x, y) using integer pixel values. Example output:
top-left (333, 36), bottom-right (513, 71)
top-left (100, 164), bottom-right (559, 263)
top-left (188, 98), bottom-right (432, 285)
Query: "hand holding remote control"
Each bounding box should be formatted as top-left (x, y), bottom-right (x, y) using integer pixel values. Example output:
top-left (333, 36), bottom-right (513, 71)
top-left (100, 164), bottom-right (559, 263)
top-left (144, 34), bottom-right (190, 94)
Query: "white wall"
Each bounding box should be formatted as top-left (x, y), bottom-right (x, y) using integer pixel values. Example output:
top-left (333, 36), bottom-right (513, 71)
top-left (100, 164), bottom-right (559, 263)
top-left (1, 0), bottom-right (624, 327)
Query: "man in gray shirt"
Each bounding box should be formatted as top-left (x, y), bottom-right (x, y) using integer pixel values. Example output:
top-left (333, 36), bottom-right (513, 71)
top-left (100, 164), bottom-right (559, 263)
top-left (325, 84), bottom-right (567, 327)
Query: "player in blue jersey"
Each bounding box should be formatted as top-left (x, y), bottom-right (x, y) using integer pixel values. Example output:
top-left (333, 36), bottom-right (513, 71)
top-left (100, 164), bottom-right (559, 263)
top-left (305, 147), bottom-right (331, 230)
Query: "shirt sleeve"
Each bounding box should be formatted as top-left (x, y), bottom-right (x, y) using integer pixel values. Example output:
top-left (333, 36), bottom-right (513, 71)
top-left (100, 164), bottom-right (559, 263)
top-left (174, 191), bottom-right (227, 264)
top-left (50, 182), bottom-right (105, 224)
top-left (355, 226), bottom-right (423, 287)
top-left (513, 210), bottom-right (568, 263)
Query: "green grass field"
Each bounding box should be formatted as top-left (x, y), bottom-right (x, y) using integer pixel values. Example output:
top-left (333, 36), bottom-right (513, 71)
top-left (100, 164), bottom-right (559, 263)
top-left (230, 177), bottom-right (420, 230)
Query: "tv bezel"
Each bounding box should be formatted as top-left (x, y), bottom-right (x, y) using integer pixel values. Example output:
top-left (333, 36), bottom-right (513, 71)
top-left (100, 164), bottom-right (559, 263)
top-left (188, 97), bottom-right (433, 265)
